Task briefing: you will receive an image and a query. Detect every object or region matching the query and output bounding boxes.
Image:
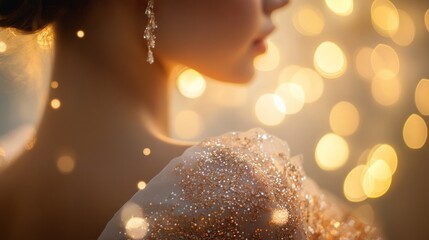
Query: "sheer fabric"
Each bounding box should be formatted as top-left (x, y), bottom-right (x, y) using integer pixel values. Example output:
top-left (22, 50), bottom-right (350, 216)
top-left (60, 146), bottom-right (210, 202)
top-left (99, 129), bottom-right (380, 239)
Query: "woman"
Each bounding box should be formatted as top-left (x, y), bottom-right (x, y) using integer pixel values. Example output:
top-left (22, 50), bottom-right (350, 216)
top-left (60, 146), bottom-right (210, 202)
top-left (0, 0), bottom-right (380, 239)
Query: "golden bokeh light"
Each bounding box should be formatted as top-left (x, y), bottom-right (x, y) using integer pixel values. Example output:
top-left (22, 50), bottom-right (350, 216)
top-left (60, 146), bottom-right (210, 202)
top-left (121, 202), bottom-right (142, 223)
top-left (177, 69), bottom-right (206, 99)
top-left (0, 41), bottom-right (7, 53)
top-left (137, 181), bottom-right (147, 190)
top-left (363, 160), bottom-right (393, 198)
top-left (403, 114), bottom-right (428, 149)
top-left (368, 144), bottom-right (398, 174)
top-left (290, 68), bottom-right (324, 103)
top-left (343, 165), bottom-right (368, 202)
top-left (315, 133), bottom-right (349, 171)
top-left (77, 30), bottom-right (85, 38)
top-left (50, 81), bottom-right (59, 89)
top-left (314, 41), bottom-right (347, 78)
top-left (143, 148), bottom-right (151, 156)
top-left (371, 74), bottom-right (401, 106)
top-left (278, 65), bottom-right (301, 84)
top-left (293, 6), bottom-right (325, 36)
top-left (125, 217), bottom-right (149, 239)
top-left (50, 99), bottom-right (62, 110)
top-left (391, 10), bottom-right (415, 46)
top-left (173, 110), bottom-right (203, 140)
top-left (415, 79), bottom-right (429, 115)
top-left (425, 9), bottom-right (429, 32)
top-left (371, 0), bottom-right (399, 37)
top-left (371, 44), bottom-right (400, 79)
top-left (255, 94), bottom-right (286, 126)
top-left (355, 47), bottom-right (375, 80)
top-left (271, 209), bottom-right (289, 225)
top-left (57, 155), bottom-right (75, 174)
top-left (325, 0), bottom-right (354, 16)
top-left (329, 101), bottom-right (360, 136)
top-left (275, 83), bottom-right (305, 115)
top-left (254, 40), bottom-right (280, 71)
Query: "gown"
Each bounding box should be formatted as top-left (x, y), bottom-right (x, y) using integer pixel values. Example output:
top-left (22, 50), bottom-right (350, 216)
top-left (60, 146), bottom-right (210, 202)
top-left (98, 129), bottom-right (381, 240)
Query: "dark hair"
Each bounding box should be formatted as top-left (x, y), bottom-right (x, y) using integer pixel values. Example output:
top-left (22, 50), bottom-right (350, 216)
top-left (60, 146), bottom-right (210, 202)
top-left (0, 0), bottom-right (85, 33)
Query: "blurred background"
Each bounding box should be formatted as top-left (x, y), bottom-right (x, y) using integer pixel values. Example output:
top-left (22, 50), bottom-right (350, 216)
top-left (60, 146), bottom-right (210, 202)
top-left (1, 0), bottom-right (428, 239)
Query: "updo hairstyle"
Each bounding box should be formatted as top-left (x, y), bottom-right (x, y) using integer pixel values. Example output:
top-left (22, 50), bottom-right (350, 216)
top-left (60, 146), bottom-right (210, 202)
top-left (0, 0), bottom-right (87, 33)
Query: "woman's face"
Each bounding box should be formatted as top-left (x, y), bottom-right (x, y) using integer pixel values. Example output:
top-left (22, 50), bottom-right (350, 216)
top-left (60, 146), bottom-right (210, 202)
top-left (154, 0), bottom-right (290, 83)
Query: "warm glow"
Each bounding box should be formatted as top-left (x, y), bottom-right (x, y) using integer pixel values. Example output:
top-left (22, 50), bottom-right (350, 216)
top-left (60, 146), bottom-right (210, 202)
top-left (77, 30), bottom-right (85, 38)
top-left (355, 47), bottom-right (374, 80)
top-left (315, 133), bottom-right (349, 171)
top-left (293, 6), bottom-right (325, 36)
top-left (353, 204), bottom-right (375, 225)
top-left (125, 217), bottom-right (149, 239)
top-left (329, 101), bottom-right (360, 136)
top-left (275, 83), bottom-right (305, 115)
top-left (371, 44), bottom-right (400, 79)
top-left (121, 202), bottom-right (142, 223)
top-left (290, 68), bottom-right (324, 103)
top-left (415, 79), bottom-right (429, 115)
top-left (271, 209), bottom-right (289, 225)
top-left (368, 144), bottom-right (398, 174)
top-left (57, 155), bottom-right (75, 174)
top-left (173, 110), bottom-right (203, 140)
top-left (363, 160), bottom-right (392, 198)
top-left (371, 0), bottom-right (399, 37)
top-left (51, 99), bottom-right (61, 110)
top-left (37, 26), bottom-right (54, 49)
top-left (403, 114), bottom-right (428, 149)
top-left (0, 147), bottom-right (6, 160)
top-left (255, 94), bottom-right (286, 126)
top-left (0, 41), bottom-right (7, 53)
top-left (177, 69), bottom-right (206, 99)
top-left (391, 10), bottom-right (415, 46)
top-left (254, 40), bottom-right (280, 71)
top-left (278, 65), bottom-right (301, 84)
top-left (371, 74), bottom-right (401, 106)
top-left (143, 148), bottom-right (151, 156)
top-left (425, 9), bottom-right (429, 32)
top-left (137, 181), bottom-right (147, 190)
top-left (51, 81), bottom-right (59, 89)
top-left (314, 41), bottom-right (347, 78)
top-left (25, 137), bottom-right (37, 151)
top-left (209, 84), bottom-right (248, 107)
top-left (344, 165), bottom-right (368, 202)
top-left (325, 0), bottom-right (354, 16)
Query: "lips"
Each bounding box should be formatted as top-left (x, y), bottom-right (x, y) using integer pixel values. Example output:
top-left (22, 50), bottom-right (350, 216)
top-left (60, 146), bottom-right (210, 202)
top-left (253, 26), bottom-right (275, 53)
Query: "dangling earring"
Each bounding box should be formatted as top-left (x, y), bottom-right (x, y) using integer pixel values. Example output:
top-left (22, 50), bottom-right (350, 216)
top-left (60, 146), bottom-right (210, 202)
top-left (144, 0), bottom-right (157, 64)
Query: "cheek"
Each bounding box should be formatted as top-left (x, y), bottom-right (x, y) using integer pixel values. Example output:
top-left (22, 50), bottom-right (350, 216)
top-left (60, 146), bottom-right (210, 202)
top-left (155, 0), bottom-right (261, 82)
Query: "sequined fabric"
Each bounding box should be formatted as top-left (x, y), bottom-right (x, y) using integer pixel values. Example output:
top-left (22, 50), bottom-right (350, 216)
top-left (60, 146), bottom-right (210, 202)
top-left (99, 129), bottom-right (381, 240)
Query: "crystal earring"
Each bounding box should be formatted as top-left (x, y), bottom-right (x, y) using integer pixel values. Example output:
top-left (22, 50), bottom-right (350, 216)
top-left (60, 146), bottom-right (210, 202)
top-left (144, 0), bottom-right (157, 64)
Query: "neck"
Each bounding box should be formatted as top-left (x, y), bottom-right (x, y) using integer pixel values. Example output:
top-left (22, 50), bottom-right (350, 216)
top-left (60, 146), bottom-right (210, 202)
top-left (35, 5), bottom-right (192, 154)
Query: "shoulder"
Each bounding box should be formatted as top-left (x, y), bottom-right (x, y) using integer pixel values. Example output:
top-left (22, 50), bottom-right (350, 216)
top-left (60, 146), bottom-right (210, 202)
top-left (100, 128), bottom-right (308, 239)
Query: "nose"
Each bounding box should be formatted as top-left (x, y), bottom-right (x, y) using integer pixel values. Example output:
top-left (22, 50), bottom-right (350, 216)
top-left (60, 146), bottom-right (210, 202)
top-left (264, 0), bottom-right (290, 14)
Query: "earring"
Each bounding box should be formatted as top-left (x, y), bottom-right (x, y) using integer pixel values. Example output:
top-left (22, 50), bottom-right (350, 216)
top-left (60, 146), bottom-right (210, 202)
top-left (144, 0), bottom-right (157, 64)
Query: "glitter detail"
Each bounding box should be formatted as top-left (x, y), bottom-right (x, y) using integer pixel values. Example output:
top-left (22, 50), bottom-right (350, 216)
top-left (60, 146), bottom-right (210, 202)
top-left (100, 129), bottom-right (381, 239)
top-left (144, 0), bottom-right (157, 64)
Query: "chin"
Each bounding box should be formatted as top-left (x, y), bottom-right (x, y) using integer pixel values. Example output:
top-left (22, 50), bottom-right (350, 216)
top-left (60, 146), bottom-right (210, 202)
top-left (190, 59), bottom-right (256, 84)
top-left (213, 70), bottom-right (254, 85)
top-left (219, 62), bottom-right (256, 84)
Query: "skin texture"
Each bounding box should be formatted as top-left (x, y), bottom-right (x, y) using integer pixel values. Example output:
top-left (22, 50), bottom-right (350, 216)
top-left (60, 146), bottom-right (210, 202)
top-left (156, 0), bottom-right (274, 83)
top-left (0, 0), bottom-right (290, 239)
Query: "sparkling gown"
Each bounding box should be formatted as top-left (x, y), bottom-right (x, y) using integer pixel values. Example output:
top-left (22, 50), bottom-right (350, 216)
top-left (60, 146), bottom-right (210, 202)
top-left (99, 129), bottom-right (381, 239)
